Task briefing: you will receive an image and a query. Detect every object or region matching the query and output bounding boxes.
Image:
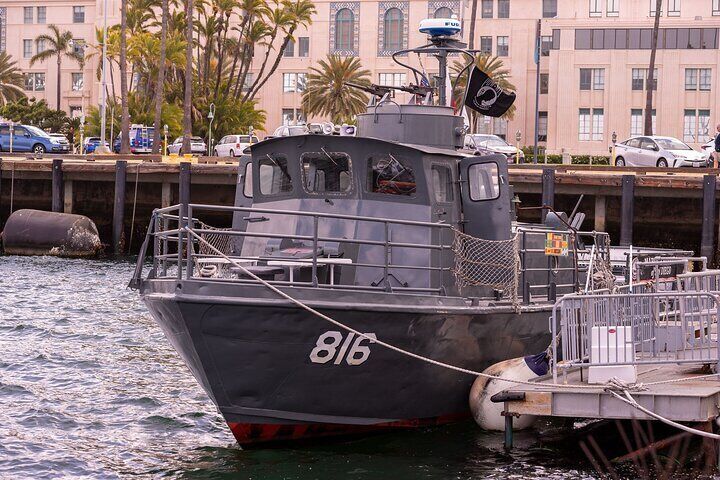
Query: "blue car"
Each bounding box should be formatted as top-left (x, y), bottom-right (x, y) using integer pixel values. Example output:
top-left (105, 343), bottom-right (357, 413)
top-left (83, 137), bottom-right (110, 154)
top-left (0, 123), bottom-right (69, 154)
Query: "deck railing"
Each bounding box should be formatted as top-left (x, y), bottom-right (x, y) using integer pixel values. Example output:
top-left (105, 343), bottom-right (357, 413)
top-left (551, 291), bottom-right (720, 383)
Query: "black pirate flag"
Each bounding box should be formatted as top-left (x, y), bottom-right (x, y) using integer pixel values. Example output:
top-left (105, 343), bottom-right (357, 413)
top-left (463, 66), bottom-right (516, 118)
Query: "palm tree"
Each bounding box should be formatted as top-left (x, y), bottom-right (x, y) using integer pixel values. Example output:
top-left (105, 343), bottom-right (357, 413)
top-left (468, 0), bottom-right (478, 50)
top-left (182, 0), bottom-right (194, 153)
top-left (451, 54), bottom-right (517, 132)
top-left (30, 25), bottom-right (83, 110)
top-left (152, 0), bottom-right (170, 153)
top-left (301, 55), bottom-right (370, 124)
top-left (120, 0), bottom-right (131, 153)
top-left (0, 52), bottom-right (26, 107)
top-left (645, 0), bottom-right (662, 135)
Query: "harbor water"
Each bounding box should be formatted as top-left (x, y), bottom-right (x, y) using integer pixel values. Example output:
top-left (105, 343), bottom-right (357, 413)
top-left (0, 256), bottom-right (592, 479)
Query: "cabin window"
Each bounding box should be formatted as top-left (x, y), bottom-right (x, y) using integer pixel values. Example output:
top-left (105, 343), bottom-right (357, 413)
top-left (431, 165), bottom-right (454, 203)
top-left (301, 151), bottom-right (352, 193)
top-left (243, 162), bottom-right (253, 198)
top-left (366, 154), bottom-right (416, 196)
top-left (258, 154), bottom-right (293, 195)
top-left (468, 162), bottom-right (500, 201)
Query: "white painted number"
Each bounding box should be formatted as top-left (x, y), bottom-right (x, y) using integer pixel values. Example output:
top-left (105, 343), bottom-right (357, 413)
top-left (309, 331), bottom-right (377, 365)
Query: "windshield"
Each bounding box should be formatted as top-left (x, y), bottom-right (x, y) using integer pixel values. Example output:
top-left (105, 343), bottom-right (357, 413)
top-left (26, 125), bottom-right (50, 138)
top-left (655, 138), bottom-right (692, 151)
top-left (288, 126), bottom-right (308, 135)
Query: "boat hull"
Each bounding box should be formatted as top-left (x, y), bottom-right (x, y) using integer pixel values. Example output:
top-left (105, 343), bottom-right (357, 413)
top-left (143, 284), bottom-right (551, 446)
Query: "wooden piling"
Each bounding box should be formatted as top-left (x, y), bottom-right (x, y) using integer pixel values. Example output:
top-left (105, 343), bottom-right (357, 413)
top-left (179, 161), bottom-right (191, 208)
top-left (594, 195), bottom-right (607, 232)
top-left (541, 167), bottom-right (555, 222)
top-left (113, 160), bottom-right (127, 254)
top-left (161, 182), bottom-right (172, 208)
top-left (701, 174), bottom-right (716, 262)
top-left (620, 175), bottom-right (635, 246)
top-left (51, 158), bottom-right (63, 213)
top-left (63, 180), bottom-right (73, 213)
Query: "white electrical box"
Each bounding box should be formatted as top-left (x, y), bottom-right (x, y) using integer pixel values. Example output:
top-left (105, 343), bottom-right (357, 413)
top-left (588, 325), bottom-right (637, 384)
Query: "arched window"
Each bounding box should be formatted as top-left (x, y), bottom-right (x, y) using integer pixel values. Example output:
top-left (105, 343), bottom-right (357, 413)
top-left (335, 8), bottom-right (354, 51)
top-left (434, 6), bottom-right (453, 18)
top-left (383, 8), bottom-right (403, 52)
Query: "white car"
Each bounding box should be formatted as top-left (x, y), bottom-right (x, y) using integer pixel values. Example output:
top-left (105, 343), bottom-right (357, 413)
top-left (614, 135), bottom-right (709, 168)
top-left (272, 125), bottom-right (309, 137)
top-left (702, 138), bottom-right (717, 158)
top-left (167, 136), bottom-right (207, 155)
top-left (213, 134), bottom-right (259, 157)
top-left (464, 134), bottom-right (524, 162)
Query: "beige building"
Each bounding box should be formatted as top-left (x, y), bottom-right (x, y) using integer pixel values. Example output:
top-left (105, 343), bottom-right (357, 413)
top-left (0, 1), bottom-right (118, 117)
top-left (2, 0), bottom-right (720, 154)
top-left (255, 0), bottom-right (720, 154)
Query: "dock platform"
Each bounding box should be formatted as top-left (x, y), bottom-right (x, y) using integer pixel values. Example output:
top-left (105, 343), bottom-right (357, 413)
top-left (503, 363), bottom-right (720, 423)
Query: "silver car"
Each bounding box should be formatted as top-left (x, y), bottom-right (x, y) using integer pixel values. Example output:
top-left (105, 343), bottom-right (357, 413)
top-left (464, 134), bottom-right (524, 162)
top-left (614, 135), bottom-right (709, 168)
top-left (168, 136), bottom-right (207, 155)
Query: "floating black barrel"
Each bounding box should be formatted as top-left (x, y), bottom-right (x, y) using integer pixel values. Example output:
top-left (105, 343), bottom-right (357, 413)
top-left (1, 209), bottom-right (102, 257)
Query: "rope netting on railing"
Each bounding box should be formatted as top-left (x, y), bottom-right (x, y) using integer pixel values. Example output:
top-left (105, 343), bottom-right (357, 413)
top-left (590, 234), bottom-right (615, 291)
top-left (451, 229), bottom-right (520, 301)
top-left (197, 221), bottom-right (233, 256)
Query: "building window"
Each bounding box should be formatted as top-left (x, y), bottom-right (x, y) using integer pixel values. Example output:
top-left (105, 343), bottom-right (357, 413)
top-left (37, 6), bottom-right (46, 24)
top-left (580, 68), bottom-right (604, 90)
top-left (498, 0), bottom-right (510, 18)
top-left (714, 0), bottom-right (720, 15)
top-left (383, 8), bottom-right (403, 51)
top-left (541, 35), bottom-right (552, 56)
top-left (282, 108), bottom-right (305, 126)
top-left (23, 39), bottom-right (32, 58)
top-left (631, 108), bottom-right (656, 135)
top-left (607, 0), bottom-right (619, 16)
top-left (631, 68), bottom-right (657, 90)
top-left (72, 72), bottom-right (83, 91)
top-left (592, 108), bottom-right (604, 140)
top-left (480, 36), bottom-right (492, 54)
top-left (699, 110), bottom-right (711, 141)
top-left (540, 73), bottom-right (549, 94)
top-left (667, 0), bottom-right (680, 16)
top-left (590, 0), bottom-right (602, 17)
top-left (543, 0), bottom-right (557, 18)
top-left (686, 68), bottom-right (711, 90)
top-left (497, 36), bottom-right (509, 56)
top-left (538, 111), bottom-right (548, 142)
top-left (72, 39), bottom-right (85, 57)
top-left (575, 28), bottom-right (719, 49)
top-left (593, 68), bottom-right (605, 90)
top-left (579, 108), bottom-right (591, 140)
top-left (493, 118), bottom-right (507, 139)
top-left (481, 0), bottom-right (493, 18)
top-left (69, 106), bottom-right (83, 118)
top-left (24, 73), bottom-right (45, 91)
top-left (299, 37), bottom-right (309, 57)
top-left (434, 6), bottom-right (453, 18)
top-left (284, 39), bottom-right (295, 57)
top-left (379, 72), bottom-right (406, 86)
top-left (73, 6), bottom-right (85, 23)
top-left (242, 72), bottom-right (254, 91)
top-left (24, 7), bottom-right (33, 24)
top-left (282, 73), bottom-right (306, 93)
top-left (36, 39), bottom-right (46, 54)
top-left (684, 109), bottom-right (697, 142)
top-left (334, 8), bottom-right (354, 52)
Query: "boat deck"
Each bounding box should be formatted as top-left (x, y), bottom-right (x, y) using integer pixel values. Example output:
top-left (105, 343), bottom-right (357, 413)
top-left (503, 363), bottom-right (720, 423)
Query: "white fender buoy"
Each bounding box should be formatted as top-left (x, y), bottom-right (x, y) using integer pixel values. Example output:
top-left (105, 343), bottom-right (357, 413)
top-left (469, 353), bottom-right (548, 431)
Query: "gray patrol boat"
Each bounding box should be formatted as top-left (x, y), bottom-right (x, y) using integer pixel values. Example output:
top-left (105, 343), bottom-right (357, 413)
top-left (130, 29), bottom-right (609, 445)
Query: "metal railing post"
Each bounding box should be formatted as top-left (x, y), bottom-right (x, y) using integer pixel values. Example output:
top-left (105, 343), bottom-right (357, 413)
top-left (312, 215), bottom-right (319, 287)
top-left (186, 205), bottom-right (194, 280)
top-left (384, 221), bottom-right (391, 292)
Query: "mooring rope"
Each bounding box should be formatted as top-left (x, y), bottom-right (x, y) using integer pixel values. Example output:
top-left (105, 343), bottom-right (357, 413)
top-left (183, 227), bottom-right (720, 393)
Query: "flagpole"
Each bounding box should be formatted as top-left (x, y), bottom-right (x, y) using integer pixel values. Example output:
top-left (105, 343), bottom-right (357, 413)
top-left (533, 19), bottom-right (541, 165)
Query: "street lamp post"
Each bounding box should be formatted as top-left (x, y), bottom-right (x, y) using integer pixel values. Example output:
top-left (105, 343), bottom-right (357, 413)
top-left (79, 117), bottom-right (85, 154)
top-left (515, 130), bottom-right (522, 164)
top-left (207, 103), bottom-right (215, 156)
top-left (163, 124), bottom-right (168, 156)
top-left (611, 131), bottom-right (617, 166)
